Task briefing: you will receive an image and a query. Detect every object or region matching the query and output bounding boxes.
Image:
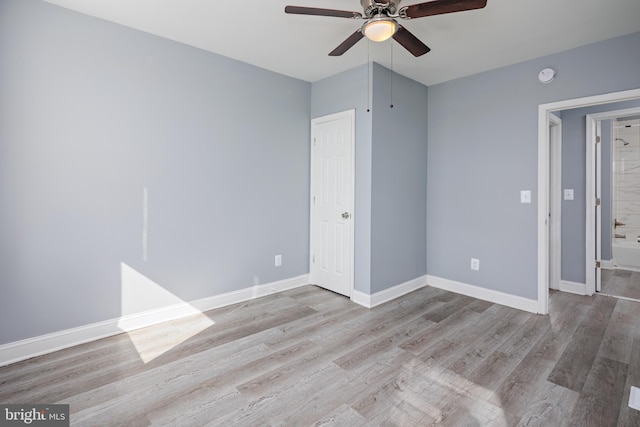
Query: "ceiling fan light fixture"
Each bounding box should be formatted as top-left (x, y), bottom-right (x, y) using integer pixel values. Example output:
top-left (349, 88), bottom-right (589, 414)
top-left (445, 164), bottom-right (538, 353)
top-left (362, 16), bottom-right (397, 42)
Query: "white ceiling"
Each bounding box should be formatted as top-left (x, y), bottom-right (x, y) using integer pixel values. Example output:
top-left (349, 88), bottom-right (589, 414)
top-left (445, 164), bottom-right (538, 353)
top-left (41, 0), bottom-right (640, 86)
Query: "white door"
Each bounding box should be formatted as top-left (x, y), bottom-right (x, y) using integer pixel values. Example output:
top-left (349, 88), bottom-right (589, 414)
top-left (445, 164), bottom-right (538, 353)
top-left (310, 110), bottom-right (355, 297)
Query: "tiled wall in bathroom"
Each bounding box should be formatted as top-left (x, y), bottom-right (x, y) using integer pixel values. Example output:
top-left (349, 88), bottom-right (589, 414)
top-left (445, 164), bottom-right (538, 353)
top-left (614, 118), bottom-right (640, 243)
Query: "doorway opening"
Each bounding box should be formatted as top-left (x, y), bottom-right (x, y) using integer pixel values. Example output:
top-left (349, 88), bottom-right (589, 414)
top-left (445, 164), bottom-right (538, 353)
top-left (537, 88), bottom-right (640, 315)
top-left (588, 110), bottom-right (640, 302)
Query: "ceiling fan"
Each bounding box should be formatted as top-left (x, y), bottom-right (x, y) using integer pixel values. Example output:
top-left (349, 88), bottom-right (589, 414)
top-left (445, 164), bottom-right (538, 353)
top-left (285, 0), bottom-right (487, 57)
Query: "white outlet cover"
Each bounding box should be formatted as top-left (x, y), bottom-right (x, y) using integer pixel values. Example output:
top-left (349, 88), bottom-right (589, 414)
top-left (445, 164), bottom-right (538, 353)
top-left (520, 190), bottom-right (531, 204)
top-left (470, 258), bottom-right (480, 271)
top-left (630, 386), bottom-right (640, 411)
top-left (564, 189), bottom-right (574, 200)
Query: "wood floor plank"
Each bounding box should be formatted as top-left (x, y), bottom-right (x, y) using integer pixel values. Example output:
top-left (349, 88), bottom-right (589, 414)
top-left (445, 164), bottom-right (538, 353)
top-left (618, 337), bottom-right (640, 426)
top-left (468, 314), bottom-right (551, 392)
top-left (414, 304), bottom-right (526, 376)
top-left (333, 315), bottom-right (435, 371)
top-left (597, 298), bottom-right (638, 363)
top-left (490, 301), bottom-right (591, 424)
top-left (1, 306), bottom-right (318, 406)
top-left (0, 285), bottom-right (638, 426)
top-left (352, 376), bottom-right (436, 426)
top-left (399, 306), bottom-right (481, 355)
top-left (513, 380), bottom-right (580, 427)
top-left (568, 356), bottom-right (629, 426)
top-left (492, 350), bottom-right (567, 426)
top-left (546, 295), bottom-right (617, 392)
top-left (71, 343), bottom-right (274, 425)
top-left (601, 268), bottom-right (640, 300)
top-left (310, 404), bottom-right (368, 427)
top-left (276, 348), bottom-right (415, 426)
top-left (422, 293), bottom-right (477, 323)
top-left (385, 355), bottom-right (506, 426)
top-left (444, 305), bottom-right (531, 377)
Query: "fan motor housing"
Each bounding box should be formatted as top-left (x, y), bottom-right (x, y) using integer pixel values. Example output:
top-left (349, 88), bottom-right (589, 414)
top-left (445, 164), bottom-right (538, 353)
top-left (360, 0), bottom-right (399, 17)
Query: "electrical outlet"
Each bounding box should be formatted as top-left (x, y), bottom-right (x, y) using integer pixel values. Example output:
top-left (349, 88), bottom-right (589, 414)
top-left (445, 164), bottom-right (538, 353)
top-left (275, 255), bottom-right (282, 267)
top-left (471, 258), bottom-right (480, 271)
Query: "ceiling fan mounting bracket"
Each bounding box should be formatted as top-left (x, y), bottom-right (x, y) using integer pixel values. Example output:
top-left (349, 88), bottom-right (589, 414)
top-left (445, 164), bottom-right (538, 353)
top-left (360, 0), bottom-right (399, 18)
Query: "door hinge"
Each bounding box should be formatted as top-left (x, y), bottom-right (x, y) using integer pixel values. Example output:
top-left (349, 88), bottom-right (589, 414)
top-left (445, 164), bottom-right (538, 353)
top-left (596, 198), bottom-right (601, 206)
top-left (596, 136), bottom-right (601, 143)
top-left (596, 261), bottom-right (601, 268)
top-left (313, 195), bottom-right (316, 205)
top-left (312, 254), bottom-right (315, 263)
top-left (313, 137), bottom-right (316, 147)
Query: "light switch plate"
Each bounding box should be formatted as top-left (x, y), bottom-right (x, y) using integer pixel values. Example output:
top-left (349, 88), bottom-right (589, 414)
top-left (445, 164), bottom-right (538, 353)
top-left (564, 189), bottom-right (574, 200)
top-left (520, 190), bottom-right (531, 204)
top-left (630, 386), bottom-right (640, 411)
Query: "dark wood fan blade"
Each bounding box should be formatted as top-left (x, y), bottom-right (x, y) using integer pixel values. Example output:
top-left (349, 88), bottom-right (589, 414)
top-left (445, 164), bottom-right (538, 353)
top-left (401, 0), bottom-right (487, 19)
top-left (285, 6), bottom-right (362, 19)
top-left (392, 26), bottom-right (431, 57)
top-left (329, 30), bottom-right (364, 56)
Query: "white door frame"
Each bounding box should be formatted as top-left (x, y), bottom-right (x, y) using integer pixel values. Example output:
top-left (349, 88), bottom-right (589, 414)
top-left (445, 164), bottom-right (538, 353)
top-left (593, 118), bottom-right (602, 294)
top-left (586, 105), bottom-right (640, 294)
top-left (537, 88), bottom-right (640, 315)
top-left (309, 109), bottom-right (356, 297)
top-left (549, 113), bottom-right (562, 291)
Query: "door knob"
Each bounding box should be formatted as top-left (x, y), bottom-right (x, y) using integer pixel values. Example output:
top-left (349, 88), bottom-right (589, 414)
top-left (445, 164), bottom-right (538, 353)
top-left (342, 212), bottom-right (350, 219)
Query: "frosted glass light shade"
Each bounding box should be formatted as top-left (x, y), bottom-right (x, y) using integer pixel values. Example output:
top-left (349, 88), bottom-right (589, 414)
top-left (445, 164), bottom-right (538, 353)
top-left (363, 17), bottom-right (397, 42)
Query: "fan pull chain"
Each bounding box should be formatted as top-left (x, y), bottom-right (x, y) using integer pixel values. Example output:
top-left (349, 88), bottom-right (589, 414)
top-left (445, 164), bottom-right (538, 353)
top-left (367, 40), bottom-right (371, 113)
top-left (390, 42), bottom-right (394, 108)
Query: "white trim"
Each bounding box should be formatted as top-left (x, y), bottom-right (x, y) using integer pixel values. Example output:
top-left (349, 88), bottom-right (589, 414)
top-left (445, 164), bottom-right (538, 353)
top-left (0, 274), bottom-right (309, 367)
top-left (600, 259), bottom-right (614, 270)
top-left (351, 275), bottom-right (427, 308)
top-left (189, 274), bottom-right (309, 313)
top-left (309, 109), bottom-right (356, 298)
top-left (612, 265), bottom-right (640, 274)
top-left (537, 105), bottom-right (551, 314)
top-left (549, 113), bottom-right (562, 291)
top-left (595, 119), bottom-right (602, 293)
top-left (586, 106), bottom-right (640, 295)
top-left (427, 275), bottom-right (539, 314)
top-left (559, 280), bottom-right (587, 295)
top-left (585, 115), bottom-right (598, 295)
top-left (537, 88), bottom-right (640, 315)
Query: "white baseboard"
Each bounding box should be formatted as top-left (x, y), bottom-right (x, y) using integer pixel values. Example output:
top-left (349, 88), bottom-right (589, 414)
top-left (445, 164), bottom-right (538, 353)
top-left (559, 280), bottom-right (587, 295)
top-left (600, 260), bottom-right (614, 270)
top-left (426, 275), bottom-right (539, 314)
top-left (0, 274), bottom-right (309, 367)
top-left (351, 275), bottom-right (427, 308)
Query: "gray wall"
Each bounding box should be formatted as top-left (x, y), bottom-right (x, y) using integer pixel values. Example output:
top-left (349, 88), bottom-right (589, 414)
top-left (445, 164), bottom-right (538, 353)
top-left (427, 31), bottom-right (640, 299)
top-left (0, 0), bottom-right (311, 344)
top-left (370, 64), bottom-right (428, 293)
top-left (559, 99), bottom-right (640, 282)
top-left (311, 63), bottom-right (428, 294)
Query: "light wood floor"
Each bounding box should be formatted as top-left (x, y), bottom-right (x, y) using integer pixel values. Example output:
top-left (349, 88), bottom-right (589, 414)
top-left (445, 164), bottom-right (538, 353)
top-left (1, 285), bottom-right (639, 426)
top-left (602, 268), bottom-right (640, 301)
